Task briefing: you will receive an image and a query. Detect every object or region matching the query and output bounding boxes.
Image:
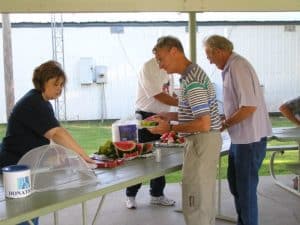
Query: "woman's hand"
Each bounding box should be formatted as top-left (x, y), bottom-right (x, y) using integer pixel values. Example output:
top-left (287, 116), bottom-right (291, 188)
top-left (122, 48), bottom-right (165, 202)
top-left (82, 155), bottom-right (97, 164)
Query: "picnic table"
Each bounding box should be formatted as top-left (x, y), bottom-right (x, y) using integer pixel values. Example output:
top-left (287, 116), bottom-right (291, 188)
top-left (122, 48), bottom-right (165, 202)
top-left (0, 148), bottom-right (183, 225)
top-left (1, 127), bottom-right (297, 224)
top-left (269, 127), bottom-right (300, 197)
top-left (0, 135), bottom-right (233, 225)
top-left (217, 127), bottom-right (300, 222)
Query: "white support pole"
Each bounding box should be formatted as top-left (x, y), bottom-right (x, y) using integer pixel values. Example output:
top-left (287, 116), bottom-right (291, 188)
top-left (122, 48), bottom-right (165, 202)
top-left (2, 13), bottom-right (15, 119)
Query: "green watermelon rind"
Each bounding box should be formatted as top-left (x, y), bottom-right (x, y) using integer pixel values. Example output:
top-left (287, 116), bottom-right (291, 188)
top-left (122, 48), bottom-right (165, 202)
top-left (142, 143), bottom-right (153, 154)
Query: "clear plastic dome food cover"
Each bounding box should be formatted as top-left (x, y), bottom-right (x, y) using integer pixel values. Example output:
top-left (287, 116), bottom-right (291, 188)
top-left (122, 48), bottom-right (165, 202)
top-left (17, 144), bottom-right (97, 192)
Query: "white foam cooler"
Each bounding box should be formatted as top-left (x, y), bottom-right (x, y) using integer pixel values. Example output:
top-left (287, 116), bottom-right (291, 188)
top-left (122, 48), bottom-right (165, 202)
top-left (112, 120), bottom-right (138, 142)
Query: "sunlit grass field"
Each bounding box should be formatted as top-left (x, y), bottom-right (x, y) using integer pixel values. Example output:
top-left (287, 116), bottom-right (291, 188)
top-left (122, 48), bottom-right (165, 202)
top-left (0, 116), bottom-right (298, 183)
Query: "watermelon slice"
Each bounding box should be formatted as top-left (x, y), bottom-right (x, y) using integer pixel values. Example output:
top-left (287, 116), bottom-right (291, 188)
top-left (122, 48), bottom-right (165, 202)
top-left (95, 159), bottom-right (124, 168)
top-left (141, 143), bottom-right (153, 154)
top-left (113, 141), bottom-right (136, 151)
top-left (136, 143), bottom-right (144, 154)
top-left (123, 151), bottom-right (140, 160)
top-left (113, 141), bottom-right (137, 159)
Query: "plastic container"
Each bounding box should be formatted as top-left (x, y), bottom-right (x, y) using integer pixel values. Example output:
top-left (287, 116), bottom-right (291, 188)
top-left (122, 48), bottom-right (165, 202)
top-left (112, 119), bottom-right (138, 142)
top-left (2, 165), bottom-right (31, 198)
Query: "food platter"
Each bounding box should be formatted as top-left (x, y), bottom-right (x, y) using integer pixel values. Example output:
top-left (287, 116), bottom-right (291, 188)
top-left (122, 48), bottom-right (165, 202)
top-left (92, 158), bottom-right (124, 168)
top-left (156, 143), bottom-right (185, 148)
top-left (92, 154), bottom-right (109, 161)
top-left (159, 131), bottom-right (185, 147)
top-left (138, 152), bottom-right (154, 158)
top-left (91, 154), bottom-right (124, 168)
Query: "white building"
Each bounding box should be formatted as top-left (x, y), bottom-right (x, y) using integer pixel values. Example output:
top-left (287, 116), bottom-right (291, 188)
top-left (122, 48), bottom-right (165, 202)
top-left (1, 13), bottom-right (300, 123)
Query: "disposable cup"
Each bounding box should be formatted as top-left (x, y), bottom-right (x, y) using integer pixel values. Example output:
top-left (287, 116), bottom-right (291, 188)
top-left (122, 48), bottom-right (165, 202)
top-left (155, 148), bottom-right (161, 162)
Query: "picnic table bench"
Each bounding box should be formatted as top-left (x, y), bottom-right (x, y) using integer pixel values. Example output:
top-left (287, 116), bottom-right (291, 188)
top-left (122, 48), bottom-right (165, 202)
top-left (268, 127), bottom-right (300, 197)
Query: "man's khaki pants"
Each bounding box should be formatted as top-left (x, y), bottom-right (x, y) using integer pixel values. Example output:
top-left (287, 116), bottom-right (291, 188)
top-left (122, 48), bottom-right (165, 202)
top-left (182, 132), bottom-right (222, 225)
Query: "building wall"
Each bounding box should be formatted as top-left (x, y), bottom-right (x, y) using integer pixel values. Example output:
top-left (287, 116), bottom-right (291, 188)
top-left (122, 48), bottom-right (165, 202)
top-left (0, 22), bottom-right (299, 123)
top-left (197, 25), bottom-right (300, 112)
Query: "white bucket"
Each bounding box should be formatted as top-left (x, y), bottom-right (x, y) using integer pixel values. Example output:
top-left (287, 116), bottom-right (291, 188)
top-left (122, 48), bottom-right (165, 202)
top-left (2, 165), bottom-right (31, 198)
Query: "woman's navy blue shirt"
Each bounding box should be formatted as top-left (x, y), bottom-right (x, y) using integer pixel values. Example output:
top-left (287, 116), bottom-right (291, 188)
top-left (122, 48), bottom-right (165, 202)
top-left (0, 89), bottom-right (59, 167)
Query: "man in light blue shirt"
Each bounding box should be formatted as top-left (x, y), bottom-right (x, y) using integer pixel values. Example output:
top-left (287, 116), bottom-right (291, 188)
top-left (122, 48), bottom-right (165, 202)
top-left (204, 35), bottom-right (272, 225)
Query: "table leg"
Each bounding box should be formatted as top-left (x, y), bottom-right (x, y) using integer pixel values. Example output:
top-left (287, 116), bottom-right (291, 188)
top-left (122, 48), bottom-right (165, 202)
top-left (269, 151), bottom-right (300, 197)
top-left (82, 202), bottom-right (87, 225)
top-left (54, 211), bottom-right (59, 225)
top-left (173, 182), bottom-right (183, 213)
top-left (298, 143), bottom-right (300, 161)
top-left (296, 175), bottom-right (300, 192)
top-left (294, 142), bottom-right (299, 193)
top-left (216, 156), bottom-right (236, 223)
top-left (91, 195), bottom-right (106, 225)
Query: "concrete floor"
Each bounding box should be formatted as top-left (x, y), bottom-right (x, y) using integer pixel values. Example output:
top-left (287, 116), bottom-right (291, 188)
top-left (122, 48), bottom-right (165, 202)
top-left (40, 175), bottom-right (300, 225)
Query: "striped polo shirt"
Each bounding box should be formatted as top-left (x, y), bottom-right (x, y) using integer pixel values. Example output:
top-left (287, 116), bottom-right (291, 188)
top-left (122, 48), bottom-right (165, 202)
top-left (178, 64), bottom-right (221, 136)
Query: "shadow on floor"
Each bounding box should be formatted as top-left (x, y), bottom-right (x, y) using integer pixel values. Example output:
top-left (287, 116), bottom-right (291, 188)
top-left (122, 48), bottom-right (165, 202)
top-left (40, 175), bottom-right (300, 225)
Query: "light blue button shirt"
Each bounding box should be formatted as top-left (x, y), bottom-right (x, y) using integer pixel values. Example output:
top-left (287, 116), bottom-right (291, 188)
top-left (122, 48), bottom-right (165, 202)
top-left (222, 52), bottom-right (272, 144)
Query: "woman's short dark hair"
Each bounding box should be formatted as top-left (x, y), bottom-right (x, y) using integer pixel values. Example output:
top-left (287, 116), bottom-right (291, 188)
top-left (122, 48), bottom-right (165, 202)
top-left (32, 60), bottom-right (66, 92)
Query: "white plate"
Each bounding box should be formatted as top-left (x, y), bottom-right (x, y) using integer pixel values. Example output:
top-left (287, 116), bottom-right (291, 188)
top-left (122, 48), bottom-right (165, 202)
top-left (139, 152), bottom-right (154, 158)
top-left (92, 154), bottom-right (109, 160)
top-left (157, 143), bottom-right (185, 148)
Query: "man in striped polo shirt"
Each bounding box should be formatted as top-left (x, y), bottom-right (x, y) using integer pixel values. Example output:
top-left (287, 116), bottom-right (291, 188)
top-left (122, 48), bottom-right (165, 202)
top-left (149, 36), bottom-right (222, 225)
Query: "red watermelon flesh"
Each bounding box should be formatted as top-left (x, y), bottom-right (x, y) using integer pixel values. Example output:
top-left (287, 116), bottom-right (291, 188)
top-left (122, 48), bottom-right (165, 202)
top-left (136, 143), bottom-right (144, 154)
top-left (113, 141), bottom-right (136, 152)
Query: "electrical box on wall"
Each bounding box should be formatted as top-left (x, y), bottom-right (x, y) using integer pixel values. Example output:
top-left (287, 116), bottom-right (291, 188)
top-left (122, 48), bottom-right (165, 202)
top-left (94, 65), bottom-right (107, 84)
top-left (79, 57), bottom-right (94, 84)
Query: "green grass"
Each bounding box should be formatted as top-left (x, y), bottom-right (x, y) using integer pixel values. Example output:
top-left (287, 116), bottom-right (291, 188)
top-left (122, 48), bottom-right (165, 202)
top-left (0, 116), bottom-right (298, 183)
top-left (60, 120), bottom-right (114, 154)
top-left (0, 124), bottom-right (6, 138)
